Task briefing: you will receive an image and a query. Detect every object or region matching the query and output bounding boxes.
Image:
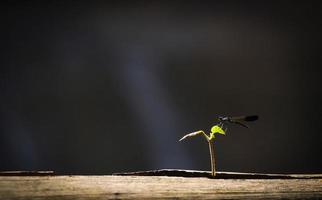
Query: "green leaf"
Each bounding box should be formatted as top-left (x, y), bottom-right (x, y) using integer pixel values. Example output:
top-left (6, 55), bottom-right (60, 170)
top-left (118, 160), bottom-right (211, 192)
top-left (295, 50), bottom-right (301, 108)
top-left (210, 125), bottom-right (225, 135)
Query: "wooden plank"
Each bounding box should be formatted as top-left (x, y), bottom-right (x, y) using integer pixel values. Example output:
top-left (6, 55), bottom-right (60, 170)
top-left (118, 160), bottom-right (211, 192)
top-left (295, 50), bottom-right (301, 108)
top-left (0, 175), bottom-right (321, 199)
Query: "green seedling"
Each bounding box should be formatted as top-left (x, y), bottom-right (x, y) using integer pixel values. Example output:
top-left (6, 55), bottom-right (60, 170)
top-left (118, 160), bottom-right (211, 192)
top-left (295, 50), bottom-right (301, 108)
top-left (179, 125), bottom-right (225, 177)
top-left (179, 115), bottom-right (258, 177)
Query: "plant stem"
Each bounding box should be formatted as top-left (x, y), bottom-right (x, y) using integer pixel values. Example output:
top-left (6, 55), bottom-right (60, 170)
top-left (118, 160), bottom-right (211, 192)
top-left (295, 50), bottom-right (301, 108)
top-left (208, 140), bottom-right (216, 177)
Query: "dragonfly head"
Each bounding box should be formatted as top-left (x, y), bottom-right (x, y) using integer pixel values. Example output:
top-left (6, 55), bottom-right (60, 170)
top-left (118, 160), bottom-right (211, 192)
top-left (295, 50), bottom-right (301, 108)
top-left (218, 116), bottom-right (229, 122)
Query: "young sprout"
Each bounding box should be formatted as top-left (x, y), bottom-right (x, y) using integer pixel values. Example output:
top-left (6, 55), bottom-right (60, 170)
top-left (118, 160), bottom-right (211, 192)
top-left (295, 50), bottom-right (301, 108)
top-left (179, 125), bottom-right (225, 177)
top-left (179, 115), bottom-right (258, 177)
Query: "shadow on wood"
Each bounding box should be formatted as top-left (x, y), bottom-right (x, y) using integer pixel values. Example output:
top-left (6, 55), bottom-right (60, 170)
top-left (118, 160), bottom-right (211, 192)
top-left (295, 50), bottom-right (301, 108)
top-left (114, 169), bottom-right (322, 179)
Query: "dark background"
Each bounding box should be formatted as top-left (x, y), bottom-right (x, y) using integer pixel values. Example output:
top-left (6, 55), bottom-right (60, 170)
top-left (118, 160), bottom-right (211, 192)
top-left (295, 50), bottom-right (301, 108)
top-left (1, 1), bottom-right (321, 174)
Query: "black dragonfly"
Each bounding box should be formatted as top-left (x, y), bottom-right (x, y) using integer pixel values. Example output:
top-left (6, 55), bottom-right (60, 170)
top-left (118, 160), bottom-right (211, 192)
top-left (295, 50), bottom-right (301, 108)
top-left (218, 115), bottom-right (259, 129)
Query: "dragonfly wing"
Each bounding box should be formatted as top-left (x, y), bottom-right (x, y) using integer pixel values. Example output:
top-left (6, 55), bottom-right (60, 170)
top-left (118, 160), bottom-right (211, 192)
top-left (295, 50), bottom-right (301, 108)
top-left (232, 120), bottom-right (249, 128)
top-left (230, 116), bottom-right (247, 121)
top-left (230, 115), bottom-right (258, 122)
top-left (244, 115), bottom-right (258, 121)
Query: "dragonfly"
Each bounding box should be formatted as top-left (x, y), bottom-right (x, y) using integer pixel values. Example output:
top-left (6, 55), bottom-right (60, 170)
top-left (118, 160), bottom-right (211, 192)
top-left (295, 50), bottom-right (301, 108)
top-left (217, 115), bottom-right (258, 129)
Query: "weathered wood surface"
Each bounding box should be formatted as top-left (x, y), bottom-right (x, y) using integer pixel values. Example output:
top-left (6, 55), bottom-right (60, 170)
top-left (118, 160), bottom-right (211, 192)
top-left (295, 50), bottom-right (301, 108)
top-left (0, 174), bottom-right (321, 199)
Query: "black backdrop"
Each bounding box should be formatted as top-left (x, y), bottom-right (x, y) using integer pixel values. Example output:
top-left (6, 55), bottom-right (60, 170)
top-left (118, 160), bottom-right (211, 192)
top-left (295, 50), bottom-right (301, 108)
top-left (1, 1), bottom-right (322, 174)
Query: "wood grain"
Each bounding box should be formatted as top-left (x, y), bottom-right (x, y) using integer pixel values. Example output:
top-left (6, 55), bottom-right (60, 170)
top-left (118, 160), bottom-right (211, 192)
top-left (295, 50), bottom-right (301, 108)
top-left (0, 174), bottom-right (321, 199)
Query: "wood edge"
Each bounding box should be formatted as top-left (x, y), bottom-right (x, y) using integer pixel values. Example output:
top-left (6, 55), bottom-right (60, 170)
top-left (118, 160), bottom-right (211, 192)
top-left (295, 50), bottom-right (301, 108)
top-left (0, 171), bottom-right (55, 176)
top-left (113, 169), bottom-right (322, 179)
